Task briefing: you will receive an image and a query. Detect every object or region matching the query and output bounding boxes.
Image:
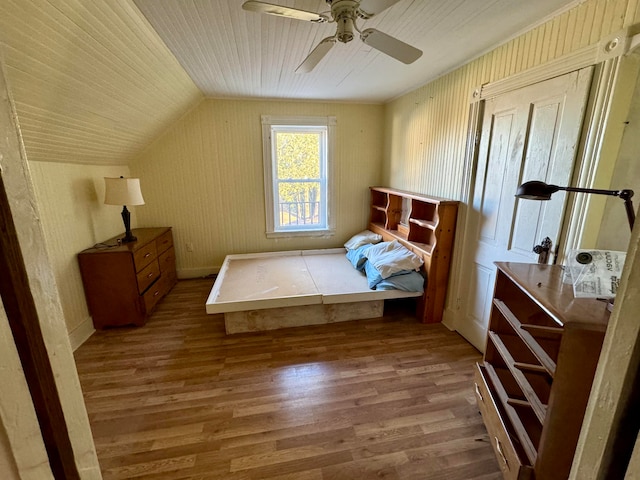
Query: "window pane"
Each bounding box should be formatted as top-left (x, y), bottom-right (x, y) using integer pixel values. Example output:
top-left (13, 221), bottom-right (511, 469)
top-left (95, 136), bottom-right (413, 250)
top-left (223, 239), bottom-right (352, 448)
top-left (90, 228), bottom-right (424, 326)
top-left (275, 132), bottom-right (321, 180)
top-left (262, 115), bottom-right (334, 237)
top-left (277, 181), bottom-right (322, 227)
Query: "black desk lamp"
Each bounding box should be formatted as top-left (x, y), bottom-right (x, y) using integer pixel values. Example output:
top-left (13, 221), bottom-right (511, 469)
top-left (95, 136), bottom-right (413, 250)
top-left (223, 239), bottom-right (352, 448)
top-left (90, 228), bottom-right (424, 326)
top-left (516, 180), bottom-right (635, 231)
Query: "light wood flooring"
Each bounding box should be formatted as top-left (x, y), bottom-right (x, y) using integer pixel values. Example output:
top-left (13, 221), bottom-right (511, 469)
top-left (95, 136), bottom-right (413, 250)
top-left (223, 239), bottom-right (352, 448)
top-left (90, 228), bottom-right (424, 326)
top-left (74, 279), bottom-right (501, 480)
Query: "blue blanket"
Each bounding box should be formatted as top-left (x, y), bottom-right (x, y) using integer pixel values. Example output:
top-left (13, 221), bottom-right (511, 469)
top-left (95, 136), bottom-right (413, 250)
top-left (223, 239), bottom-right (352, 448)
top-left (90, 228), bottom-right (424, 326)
top-left (345, 241), bottom-right (425, 292)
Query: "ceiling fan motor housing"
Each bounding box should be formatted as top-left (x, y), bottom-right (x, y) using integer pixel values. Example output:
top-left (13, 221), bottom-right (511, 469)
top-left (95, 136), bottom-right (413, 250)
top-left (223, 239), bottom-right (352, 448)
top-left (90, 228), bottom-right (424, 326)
top-left (331, 0), bottom-right (359, 43)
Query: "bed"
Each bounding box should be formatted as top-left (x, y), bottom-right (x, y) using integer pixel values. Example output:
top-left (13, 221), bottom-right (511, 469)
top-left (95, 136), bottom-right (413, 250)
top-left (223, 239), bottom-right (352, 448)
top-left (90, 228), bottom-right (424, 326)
top-left (206, 188), bottom-right (459, 334)
top-left (205, 246), bottom-right (424, 334)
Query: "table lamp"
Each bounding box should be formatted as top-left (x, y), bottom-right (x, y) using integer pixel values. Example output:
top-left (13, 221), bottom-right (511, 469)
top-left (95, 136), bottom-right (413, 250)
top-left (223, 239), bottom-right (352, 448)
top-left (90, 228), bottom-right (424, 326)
top-left (517, 180), bottom-right (635, 311)
top-left (515, 180), bottom-right (635, 231)
top-left (104, 177), bottom-right (145, 243)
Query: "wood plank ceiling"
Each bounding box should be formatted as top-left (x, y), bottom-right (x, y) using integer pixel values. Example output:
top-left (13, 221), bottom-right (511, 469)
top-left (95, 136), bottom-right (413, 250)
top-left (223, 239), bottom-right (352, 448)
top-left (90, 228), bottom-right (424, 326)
top-left (0, 0), bottom-right (579, 165)
top-left (0, 0), bottom-right (202, 165)
top-left (133, 0), bottom-right (581, 102)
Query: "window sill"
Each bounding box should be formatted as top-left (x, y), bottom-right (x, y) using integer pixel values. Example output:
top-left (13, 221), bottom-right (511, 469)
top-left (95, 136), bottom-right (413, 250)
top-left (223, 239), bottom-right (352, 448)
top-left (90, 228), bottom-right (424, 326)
top-left (266, 229), bottom-right (335, 239)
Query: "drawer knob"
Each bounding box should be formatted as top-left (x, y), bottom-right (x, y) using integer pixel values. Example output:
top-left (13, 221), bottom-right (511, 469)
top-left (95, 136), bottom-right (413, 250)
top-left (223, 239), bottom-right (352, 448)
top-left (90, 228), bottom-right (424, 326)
top-left (495, 437), bottom-right (509, 469)
top-left (144, 252), bottom-right (151, 258)
top-left (147, 272), bottom-right (154, 278)
top-left (154, 290), bottom-right (160, 297)
top-left (474, 383), bottom-right (483, 402)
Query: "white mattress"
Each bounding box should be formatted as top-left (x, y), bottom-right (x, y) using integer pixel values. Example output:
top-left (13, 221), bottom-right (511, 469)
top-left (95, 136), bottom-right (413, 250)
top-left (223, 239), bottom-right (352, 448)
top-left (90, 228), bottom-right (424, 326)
top-left (205, 248), bottom-right (422, 314)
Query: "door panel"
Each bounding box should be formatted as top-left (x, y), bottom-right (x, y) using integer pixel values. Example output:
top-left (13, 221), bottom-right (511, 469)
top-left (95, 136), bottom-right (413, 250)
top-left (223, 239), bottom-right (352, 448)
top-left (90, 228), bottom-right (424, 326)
top-left (465, 263), bottom-right (495, 351)
top-left (478, 110), bottom-right (516, 245)
top-left (511, 97), bottom-right (564, 255)
top-left (456, 67), bottom-right (593, 351)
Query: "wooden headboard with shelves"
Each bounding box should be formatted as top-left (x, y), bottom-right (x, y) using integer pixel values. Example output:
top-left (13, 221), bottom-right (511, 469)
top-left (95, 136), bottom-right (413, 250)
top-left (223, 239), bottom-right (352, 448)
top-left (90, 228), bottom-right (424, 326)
top-left (368, 187), bottom-right (459, 323)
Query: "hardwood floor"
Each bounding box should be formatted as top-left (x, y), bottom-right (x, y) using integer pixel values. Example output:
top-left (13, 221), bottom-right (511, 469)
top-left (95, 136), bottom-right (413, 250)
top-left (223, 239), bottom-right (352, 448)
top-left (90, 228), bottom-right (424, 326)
top-left (74, 279), bottom-right (501, 480)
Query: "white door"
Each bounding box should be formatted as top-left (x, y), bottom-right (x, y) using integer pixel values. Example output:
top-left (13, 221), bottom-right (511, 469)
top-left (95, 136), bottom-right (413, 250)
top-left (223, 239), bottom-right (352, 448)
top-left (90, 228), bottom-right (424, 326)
top-left (457, 68), bottom-right (593, 351)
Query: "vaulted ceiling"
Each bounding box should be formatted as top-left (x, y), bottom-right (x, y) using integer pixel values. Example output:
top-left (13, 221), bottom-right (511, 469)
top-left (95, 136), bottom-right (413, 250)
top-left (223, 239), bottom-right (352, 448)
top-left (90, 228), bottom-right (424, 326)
top-left (0, 0), bottom-right (202, 165)
top-left (134, 0), bottom-right (581, 102)
top-left (0, 0), bottom-right (579, 165)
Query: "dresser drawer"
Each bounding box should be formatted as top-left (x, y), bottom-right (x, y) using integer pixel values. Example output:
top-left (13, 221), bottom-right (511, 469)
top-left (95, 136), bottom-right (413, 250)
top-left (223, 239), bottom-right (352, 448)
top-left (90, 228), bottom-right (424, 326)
top-left (134, 241), bottom-right (157, 271)
top-left (156, 229), bottom-right (174, 255)
top-left (143, 274), bottom-right (170, 313)
top-left (158, 246), bottom-right (176, 273)
top-left (474, 363), bottom-right (533, 480)
top-left (137, 260), bottom-right (160, 294)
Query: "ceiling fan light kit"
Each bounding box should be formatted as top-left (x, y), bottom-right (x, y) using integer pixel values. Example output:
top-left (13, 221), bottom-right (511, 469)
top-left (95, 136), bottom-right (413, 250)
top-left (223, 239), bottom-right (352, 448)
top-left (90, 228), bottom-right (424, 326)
top-left (242, 0), bottom-right (423, 72)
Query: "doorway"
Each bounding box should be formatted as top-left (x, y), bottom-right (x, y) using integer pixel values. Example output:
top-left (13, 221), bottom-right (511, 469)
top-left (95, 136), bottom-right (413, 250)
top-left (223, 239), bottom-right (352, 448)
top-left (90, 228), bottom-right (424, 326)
top-left (455, 67), bottom-right (593, 351)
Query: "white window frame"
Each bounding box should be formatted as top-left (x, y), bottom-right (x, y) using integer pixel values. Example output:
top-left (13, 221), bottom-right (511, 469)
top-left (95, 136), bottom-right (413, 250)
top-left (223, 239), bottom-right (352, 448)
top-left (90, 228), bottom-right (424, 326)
top-left (261, 115), bottom-right (336, 238)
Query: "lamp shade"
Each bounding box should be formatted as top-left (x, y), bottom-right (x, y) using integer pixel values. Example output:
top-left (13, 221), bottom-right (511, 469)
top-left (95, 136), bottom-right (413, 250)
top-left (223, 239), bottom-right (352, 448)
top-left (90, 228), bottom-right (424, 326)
top-left (104, 177), bottom-right (145, 206)
top-left (515, 181), bottom-right (561, 200)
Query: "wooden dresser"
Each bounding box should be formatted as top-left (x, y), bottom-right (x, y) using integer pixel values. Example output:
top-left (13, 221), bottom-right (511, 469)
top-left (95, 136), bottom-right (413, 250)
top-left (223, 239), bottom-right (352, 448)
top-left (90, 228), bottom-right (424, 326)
top-left (475, 262), bottom-right (610, 480)
top-left (78, 227), bottom-right (177, 329)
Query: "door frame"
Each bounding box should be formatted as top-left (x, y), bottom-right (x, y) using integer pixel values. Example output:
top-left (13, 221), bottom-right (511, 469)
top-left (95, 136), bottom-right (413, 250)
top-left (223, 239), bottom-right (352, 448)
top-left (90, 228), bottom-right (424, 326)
top-left (443, 27), bottom-right (635, 335)
top-left (0, 57), bottom-right (101, 479)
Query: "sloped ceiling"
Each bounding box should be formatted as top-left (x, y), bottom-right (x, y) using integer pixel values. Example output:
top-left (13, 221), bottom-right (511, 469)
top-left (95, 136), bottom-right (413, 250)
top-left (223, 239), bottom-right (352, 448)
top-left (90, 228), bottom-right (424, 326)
top-left (133, 0), bottom-right (581, 102)
top-left (0, 0), bottom-right (580, 166)
top-left (0, 0), bottom-right (202, 165)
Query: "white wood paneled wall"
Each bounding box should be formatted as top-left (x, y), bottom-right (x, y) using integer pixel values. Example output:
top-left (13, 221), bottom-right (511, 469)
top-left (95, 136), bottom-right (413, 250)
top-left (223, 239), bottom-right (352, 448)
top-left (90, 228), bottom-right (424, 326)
top-left (29, 161), bottom-right (133, 337)
top-left (0, 0), bottom-right (202, 165)
top-left (130, 98), bottom-right (384, 276)
top-left (383, 0), bottom-right (638, 201)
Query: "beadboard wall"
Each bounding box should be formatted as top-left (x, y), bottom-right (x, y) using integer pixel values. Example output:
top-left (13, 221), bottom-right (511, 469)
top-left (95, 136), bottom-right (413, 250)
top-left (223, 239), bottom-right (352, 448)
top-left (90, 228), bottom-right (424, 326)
top-left (130, 98), bottom-right (384, 277)
top-left (28, 161), bottom-right (133, 342)
top-left (383, 0), bottom-right (636, 201)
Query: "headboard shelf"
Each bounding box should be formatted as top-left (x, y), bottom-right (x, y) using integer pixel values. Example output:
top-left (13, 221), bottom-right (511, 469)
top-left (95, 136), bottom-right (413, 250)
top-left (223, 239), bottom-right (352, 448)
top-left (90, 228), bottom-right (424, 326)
top-left (368, 187), bottom-right (459, 323)
top-left (409, 218), bottom-right (436, 230)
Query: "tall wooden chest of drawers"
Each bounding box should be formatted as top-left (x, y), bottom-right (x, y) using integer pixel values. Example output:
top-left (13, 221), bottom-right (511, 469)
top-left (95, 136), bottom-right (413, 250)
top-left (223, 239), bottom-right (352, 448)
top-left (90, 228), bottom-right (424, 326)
top-left (475, 262), bottom-right (610, 480)
top-left (78, 227), bottom-right (177, 329)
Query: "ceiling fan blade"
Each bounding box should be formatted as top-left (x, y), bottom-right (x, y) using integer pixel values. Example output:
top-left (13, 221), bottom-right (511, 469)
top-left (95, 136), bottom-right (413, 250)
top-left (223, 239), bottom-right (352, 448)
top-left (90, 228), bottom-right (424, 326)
top-left (295, 37), bottom-right (336, 73)
top-left (357, 0), bottom-right (402, 19)
top-left (242, 1), bottom-right (328, 23)
top-left (360, 28), bottom-right (422, 64)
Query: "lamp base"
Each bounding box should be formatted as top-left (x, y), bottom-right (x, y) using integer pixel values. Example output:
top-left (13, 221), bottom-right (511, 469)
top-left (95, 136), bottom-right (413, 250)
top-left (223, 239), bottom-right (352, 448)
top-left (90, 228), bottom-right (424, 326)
top-left (121, 232), bottom-right (137, 243)
top-left (120, 205), bottom-right (137, 243)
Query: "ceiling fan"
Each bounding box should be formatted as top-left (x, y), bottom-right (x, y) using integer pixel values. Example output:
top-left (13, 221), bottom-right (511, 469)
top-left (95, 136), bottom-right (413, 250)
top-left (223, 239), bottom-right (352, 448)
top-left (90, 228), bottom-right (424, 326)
top-left (242, 0), bottom-right (423, 73)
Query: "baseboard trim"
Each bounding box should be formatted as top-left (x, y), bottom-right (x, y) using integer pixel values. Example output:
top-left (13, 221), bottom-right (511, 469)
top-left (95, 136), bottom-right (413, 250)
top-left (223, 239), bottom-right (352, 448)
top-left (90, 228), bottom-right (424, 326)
top-left (441, 307), bottom-right (457, 332)
top-left (177, 266), bottom-right (220, 279)
top-left (69, 316), bottom-right (95, 351)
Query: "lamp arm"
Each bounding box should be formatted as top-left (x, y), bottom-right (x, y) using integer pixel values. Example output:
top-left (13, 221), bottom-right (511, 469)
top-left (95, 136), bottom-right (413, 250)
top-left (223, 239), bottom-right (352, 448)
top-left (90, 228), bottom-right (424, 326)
top-left (560, 186), bottom-right (623, 196)
top-left (620, 190), bottom-right (636, 231)
top-left (560, 186), bottom-right (635, 231)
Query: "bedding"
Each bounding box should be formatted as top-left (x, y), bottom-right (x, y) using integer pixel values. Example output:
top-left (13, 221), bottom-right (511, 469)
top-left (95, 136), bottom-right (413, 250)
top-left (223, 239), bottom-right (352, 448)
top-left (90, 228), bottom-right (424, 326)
top-left (374, 270), bottom-right (425, 292)
top-left (363, 260), bottom-right (416, 289)
top-left (361, 240), bottom-right (423, 278)
top-left (344, 239), bottom-right (425, 293)
top-left (343, 229), bottom-right (382, 250)
top-left (345, 242), bottom-right (371, 271)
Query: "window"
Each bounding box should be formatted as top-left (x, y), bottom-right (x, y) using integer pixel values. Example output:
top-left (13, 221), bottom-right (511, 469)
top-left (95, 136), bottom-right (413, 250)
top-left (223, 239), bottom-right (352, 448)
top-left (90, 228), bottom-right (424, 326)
top-left (261, 115), bottom-right (336, 237)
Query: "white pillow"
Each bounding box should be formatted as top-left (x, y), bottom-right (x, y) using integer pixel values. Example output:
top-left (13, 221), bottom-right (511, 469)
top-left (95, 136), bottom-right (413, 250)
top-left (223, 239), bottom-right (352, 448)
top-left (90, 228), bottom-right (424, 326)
top-left (344, 230), bottom-right (383, 250)
top-left (365, 240), bottom-right (424, 278)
